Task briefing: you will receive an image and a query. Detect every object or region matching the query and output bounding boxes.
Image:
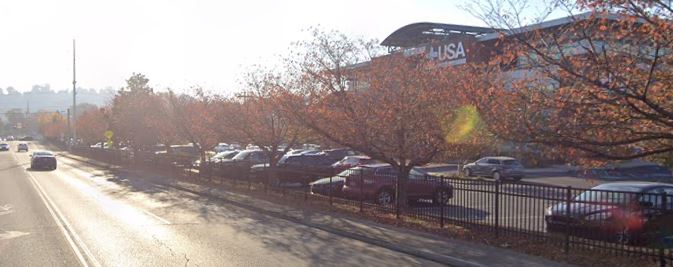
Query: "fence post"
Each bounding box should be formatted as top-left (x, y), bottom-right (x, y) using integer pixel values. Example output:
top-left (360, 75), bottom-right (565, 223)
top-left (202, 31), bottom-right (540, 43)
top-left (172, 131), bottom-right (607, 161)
top-left (248, 171), bottom-right (252, 191)
top-left (660, 192), bottom-right (668, 267)
top-left (281, 170), bottom-right (286, 196)
top-left (564, 186), bottom-right (572, 253)
top-left (396, 173), bottom-right (401, 220)
top-left (359, 169), bottom-right (364, 213)
top-left (329, 175), bottom-right (333, 206)
top-left (495, 180), bottom-right (500, 237)
top-left (264, 166), bottom-right (268, 194)
top-left (457, 163), bottom-right (462, 178)
top-left (219, 163), bottom-right (224, 185)
top-left (440, 176), bottom-right (445, 228)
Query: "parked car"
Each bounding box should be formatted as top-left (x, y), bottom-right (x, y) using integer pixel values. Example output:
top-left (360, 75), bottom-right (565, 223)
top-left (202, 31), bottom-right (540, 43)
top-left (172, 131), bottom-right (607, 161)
top-left (545, 182), bottom-right (673, 245)
top-left (213, 143), bottom-right (234, 153)
top-left (17, 143), bottom-right (29, 152)
top-left (331, 155), bottom-right (380, 174)
top-left (19, 136), bottom-right (34, 141)
top-left (160, 144), bottom-right (201, 167)
top-left (196, 150), bottom-right (240, 175)
top-left (90, 142), bottom-right (111, 149)
top-left (0, 143), bottom-right (9, 151)
top-left (285, 149), bottom-right (307, 155)
top-left (341, 164), bottom-right (453, 206)
top-left (310, 170), bottom-right (351, 197)
top-left (30, 151), bottom-right (57, 170)
top-left (462, 156), bottom-right (524, 181)
top-left (211, 150), bottom-right (269, 178)
top-left (210, 150), bottom-right (240, 163)
top-left (249, 153), bottom-right (337, 185)
top-left (323, 148), bottom-right (357, 162)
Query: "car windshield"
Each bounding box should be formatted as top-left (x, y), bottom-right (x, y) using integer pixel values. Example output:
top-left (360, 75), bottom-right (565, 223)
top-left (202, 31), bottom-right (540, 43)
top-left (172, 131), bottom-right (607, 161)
top-left (33, 152), bottom-right (53, 156)
top-left (213, 151), bottom-right (237, 159)
top-left (232, 150), bottom-right (256, 160)
top-left (574, 190), bottom-right (636, 204)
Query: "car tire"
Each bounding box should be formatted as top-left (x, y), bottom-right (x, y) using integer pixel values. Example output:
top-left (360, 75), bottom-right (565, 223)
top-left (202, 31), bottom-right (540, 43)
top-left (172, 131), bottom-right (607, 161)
top-left (464, 168), bottom-right (472, 177)
top-left (432, 188), bottom-right (451, 206)
top-left (493, 171), bottom-right (502, 181)
top-left (376, 188), bottom-right (395, 206)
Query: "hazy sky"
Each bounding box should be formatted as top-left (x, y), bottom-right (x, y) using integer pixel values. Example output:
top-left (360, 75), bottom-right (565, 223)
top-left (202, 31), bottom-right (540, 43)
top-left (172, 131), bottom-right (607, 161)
top-left (0, 0), bottom-right (492, 94)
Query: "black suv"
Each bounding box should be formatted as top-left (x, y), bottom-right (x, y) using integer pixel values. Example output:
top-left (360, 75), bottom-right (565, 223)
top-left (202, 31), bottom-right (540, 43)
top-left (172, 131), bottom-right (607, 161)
top-left (250, 154), bottom-right (337, 185)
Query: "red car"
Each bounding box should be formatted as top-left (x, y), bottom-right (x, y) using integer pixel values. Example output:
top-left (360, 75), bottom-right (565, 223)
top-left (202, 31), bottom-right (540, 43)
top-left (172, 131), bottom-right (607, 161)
top-left (341, 164), bottom-right (453, 206)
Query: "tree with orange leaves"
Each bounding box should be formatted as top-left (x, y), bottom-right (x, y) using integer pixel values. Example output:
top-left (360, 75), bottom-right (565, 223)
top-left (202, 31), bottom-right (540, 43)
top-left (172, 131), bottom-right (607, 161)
top-left (223, 69), bottom-right (307, 170)
top-left (167, 89), bottom-right (221, 161)
top-left (76, 108), bottom-right (109, 146)
top-left (110, 73), bottom-right (170, 150)
top-left (463, 0), bottom-right (673, 164)
top-left (280, 28), bottom-right (482, 209)
top-left (37, 111), bottom-right (67, 141)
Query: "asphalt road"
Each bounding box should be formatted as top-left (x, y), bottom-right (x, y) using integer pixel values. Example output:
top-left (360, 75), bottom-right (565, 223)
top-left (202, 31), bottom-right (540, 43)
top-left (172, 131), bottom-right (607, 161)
top-left (0, 142), bottom-right (442, 266)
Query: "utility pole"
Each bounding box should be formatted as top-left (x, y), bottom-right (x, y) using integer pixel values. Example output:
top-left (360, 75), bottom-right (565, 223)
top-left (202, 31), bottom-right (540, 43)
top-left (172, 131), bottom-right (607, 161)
top-left (67, 108), bottom-right (71, 139)
top-left (72, 39), bottom-right (77, 145)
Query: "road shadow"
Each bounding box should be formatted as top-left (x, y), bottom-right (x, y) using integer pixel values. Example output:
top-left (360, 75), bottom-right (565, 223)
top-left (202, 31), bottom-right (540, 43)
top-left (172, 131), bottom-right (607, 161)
top-left (25, 167), bottom-right (56, 172)
top-left (79, 166), bottom-right (437, 265)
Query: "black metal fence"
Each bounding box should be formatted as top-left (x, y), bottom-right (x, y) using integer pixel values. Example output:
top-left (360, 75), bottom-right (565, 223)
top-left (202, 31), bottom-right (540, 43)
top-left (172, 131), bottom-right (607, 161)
top-left (67, 147), bottom-right (673, 265)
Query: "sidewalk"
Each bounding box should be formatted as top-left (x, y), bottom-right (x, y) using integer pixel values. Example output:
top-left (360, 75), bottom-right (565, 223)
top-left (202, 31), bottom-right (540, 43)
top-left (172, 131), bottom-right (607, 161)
top-left (58, 151), bottom-right (573, 267)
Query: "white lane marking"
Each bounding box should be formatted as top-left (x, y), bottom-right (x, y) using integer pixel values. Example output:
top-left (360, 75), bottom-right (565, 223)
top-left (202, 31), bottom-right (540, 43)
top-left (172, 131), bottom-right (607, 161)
top-left (12, 152), bottom-right (101, 267)
top-left (140, 209), bottom-right (171, 225)
top-left (59, 162), bottom-right (172, 225)
top-left (0, 204), bottom-right (14, 216)
top-left (0, 230), bottom-right (30, 240)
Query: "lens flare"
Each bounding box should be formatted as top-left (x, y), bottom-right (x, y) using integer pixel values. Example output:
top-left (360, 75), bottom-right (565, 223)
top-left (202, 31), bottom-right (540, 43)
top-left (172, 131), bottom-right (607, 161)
top-left (445, 105), bottom-right (480, 143)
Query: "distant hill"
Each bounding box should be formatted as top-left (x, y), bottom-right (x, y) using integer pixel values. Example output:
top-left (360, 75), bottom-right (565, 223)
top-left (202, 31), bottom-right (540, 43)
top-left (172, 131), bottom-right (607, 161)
top-left (0, 86), bottom-right (115, 117)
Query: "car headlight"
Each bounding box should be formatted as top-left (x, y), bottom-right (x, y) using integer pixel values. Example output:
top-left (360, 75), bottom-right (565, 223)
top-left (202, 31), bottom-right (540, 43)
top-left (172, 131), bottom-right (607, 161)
top-left (584, 211), bottom-right (613, 221)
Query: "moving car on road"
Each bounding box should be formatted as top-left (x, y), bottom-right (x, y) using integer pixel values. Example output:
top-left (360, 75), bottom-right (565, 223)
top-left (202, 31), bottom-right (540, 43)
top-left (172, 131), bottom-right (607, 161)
top-left (30, 151), bottom-right (57, 170)
top-left (0, 143), bottom-right (9, 151)
top-left (341, 164), bottom-right (453, 206)
top-left (17, 143), bottom-right (29, 152)
top-left (462, 156), bottom-right (524, 181)
top-left (545, 182), bottom-right (673, 245)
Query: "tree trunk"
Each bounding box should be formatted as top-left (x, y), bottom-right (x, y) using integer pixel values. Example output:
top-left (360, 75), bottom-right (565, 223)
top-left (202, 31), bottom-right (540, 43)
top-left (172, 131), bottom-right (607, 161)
top-left (396, 166), bottom-right (411, 212)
